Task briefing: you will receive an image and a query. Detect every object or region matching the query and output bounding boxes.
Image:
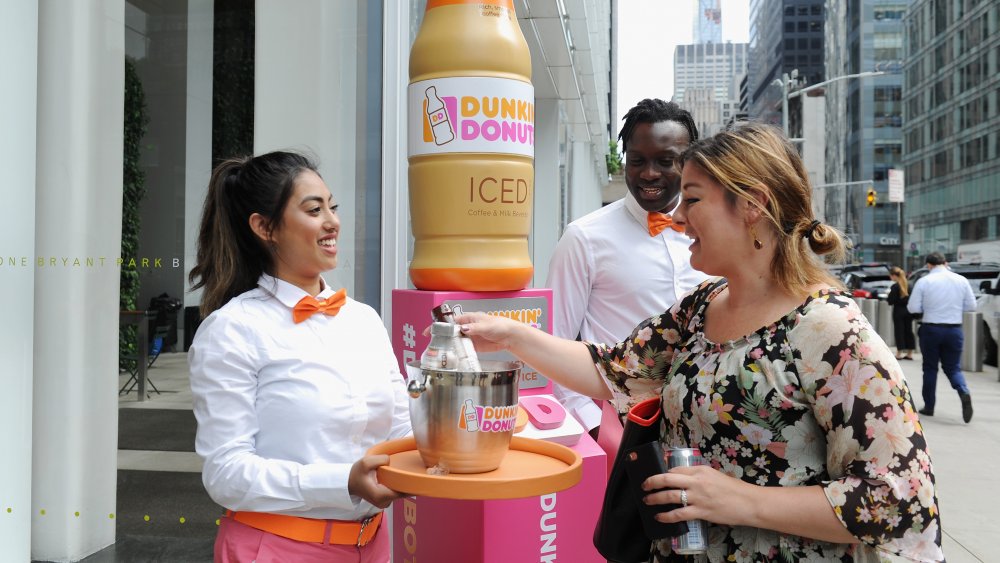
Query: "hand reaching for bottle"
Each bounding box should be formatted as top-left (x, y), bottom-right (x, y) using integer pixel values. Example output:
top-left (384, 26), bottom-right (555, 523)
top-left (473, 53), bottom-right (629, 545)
top-left (451, 311), bottom-right (525, 354)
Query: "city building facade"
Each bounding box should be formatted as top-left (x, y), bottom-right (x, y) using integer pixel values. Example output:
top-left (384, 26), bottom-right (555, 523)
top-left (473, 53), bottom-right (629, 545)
top-left (747, 0), bottom-right (827, 125)
top-left (695, 0), bottom-right (722, 43)
top-left (674, 41), bottom-right (748, 137)
top-left (902, 0), bottom-right (1000, 268)
top-left (824, 0), bottom-right (909, 264)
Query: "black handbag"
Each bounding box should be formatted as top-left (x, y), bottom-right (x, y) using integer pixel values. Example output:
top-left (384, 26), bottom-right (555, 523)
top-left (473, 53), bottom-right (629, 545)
top-left (593, 397), bottom-right (687, 563)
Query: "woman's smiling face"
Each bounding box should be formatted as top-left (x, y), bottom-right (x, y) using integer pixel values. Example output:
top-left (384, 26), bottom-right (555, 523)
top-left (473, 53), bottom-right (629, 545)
top-left (673, 161), bottom-right (749, 277)
top-left (267, 170), bottom-right (340, 291)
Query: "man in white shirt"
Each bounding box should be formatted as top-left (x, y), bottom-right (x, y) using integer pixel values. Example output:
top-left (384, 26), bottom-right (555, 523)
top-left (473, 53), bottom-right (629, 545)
top-left (908, 252), bottom-right (977, 422)
top-left (546, 99), bottom-right (708, 448)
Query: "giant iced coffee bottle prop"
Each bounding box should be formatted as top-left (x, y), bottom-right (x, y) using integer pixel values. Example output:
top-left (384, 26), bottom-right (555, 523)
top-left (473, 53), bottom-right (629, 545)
top-left (408, 0), bottom-right (534, 290)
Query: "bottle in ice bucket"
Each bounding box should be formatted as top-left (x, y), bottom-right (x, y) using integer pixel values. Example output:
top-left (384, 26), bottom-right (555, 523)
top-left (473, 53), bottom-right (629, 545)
top-left (421, 322), bottom-right (481, 372)
top-left (666, 448), bottom-right (708, 554)
top-left (432, 304), bottom-right (482, 371)
top-left (407, 0), bottom-right (534, 291)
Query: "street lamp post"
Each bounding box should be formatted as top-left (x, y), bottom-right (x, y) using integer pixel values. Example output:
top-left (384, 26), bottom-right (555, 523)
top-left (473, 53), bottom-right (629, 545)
top-left (773, 70), bottom-right (886, 139)
top-left (774, 70), bottom-right (798, 137)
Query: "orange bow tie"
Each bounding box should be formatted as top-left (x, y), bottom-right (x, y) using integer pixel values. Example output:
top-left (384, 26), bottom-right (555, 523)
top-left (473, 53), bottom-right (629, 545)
top-left (292, 288), bottom-right (347, 323)
top-left (647, 212), bottom-right (685, 236)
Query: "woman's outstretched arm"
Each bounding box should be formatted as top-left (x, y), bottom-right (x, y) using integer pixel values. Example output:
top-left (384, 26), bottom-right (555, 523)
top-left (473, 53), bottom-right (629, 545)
top-left (456, 312), bottom-right (612, 400)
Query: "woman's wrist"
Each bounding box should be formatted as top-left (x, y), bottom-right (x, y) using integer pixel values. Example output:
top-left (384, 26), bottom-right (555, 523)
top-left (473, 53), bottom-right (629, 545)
top-left (733, 480), bottom-right (763, 528)
top-left (506, 318), bottom-right (531, 353)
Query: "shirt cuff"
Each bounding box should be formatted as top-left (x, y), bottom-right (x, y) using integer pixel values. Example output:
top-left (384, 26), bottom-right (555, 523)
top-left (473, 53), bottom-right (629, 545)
top-left (573, 400), bottom-right (603, 431)
top-left (298, 462), bottom-right (355, 511)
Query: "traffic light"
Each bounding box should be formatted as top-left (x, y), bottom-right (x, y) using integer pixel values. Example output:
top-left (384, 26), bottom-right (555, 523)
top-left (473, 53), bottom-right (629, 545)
top-left (866, 187), bottom-right (877, 207)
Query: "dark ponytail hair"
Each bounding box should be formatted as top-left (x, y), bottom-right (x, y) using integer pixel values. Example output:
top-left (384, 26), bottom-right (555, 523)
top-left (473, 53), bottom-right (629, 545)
top-left (189, 151), bottom-right (319, 316)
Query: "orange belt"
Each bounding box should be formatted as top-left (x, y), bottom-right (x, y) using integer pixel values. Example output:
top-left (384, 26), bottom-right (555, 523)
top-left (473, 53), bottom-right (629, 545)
top-left (226, 510), bottom-right (382, 546)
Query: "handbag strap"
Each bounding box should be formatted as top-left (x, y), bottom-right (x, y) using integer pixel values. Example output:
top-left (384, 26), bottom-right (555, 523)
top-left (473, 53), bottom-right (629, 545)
top-left (627, 397), bottom-right (661, 426)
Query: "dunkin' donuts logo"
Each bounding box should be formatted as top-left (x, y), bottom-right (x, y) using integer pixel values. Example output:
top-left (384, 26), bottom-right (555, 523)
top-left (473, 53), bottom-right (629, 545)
top-left (409, 77), bottom-right (535, 158)
top-left (422, 92), bottom-right (534, 146)
top-left (458, 398), bottom-right (518, 433)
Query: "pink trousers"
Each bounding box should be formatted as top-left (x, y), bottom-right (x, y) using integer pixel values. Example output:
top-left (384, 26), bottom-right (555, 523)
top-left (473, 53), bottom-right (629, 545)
top-left (214, 515), bottom-right (391, 563)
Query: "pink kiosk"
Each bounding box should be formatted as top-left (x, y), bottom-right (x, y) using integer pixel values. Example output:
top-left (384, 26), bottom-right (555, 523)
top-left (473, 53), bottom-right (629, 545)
top-left (388, 290), bottom-right (606, 562)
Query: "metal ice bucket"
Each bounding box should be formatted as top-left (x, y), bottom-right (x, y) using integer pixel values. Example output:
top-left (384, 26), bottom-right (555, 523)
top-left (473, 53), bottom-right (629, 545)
top-left (406, 360), bottom-right (521, 473)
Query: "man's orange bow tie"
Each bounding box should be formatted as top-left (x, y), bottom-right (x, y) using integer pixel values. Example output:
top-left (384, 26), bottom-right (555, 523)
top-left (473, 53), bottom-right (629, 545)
top-left (647, 212), bottom-right (685, 236)
top-left (292, 288), bottom-right (347, 323)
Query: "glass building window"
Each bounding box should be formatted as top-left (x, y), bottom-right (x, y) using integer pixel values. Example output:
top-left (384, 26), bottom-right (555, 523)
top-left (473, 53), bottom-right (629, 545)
top-left (934, 0), bottom-right (949, 35)
top-left (874, 32), bottom-right (903, 60)
top-left (960, 217), bottom-right (988, 241)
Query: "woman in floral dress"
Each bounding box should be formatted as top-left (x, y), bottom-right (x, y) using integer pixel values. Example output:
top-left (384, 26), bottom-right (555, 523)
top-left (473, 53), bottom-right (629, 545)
top-left (458, 123), bottom-right (943, 562)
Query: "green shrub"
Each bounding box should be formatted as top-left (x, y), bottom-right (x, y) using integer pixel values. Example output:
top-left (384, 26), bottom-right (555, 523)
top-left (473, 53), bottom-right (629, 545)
top-left (120, 57), bottom-right (148, 367)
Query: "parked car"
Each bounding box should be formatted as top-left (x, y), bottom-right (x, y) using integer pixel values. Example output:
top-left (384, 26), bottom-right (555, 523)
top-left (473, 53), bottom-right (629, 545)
top-left (840, 263), bottom-right (893, 299)
top-left (909, 262), bottom-right (1000, 367)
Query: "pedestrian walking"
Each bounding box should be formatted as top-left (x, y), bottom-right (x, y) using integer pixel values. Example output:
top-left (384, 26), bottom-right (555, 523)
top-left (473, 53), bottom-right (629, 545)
top-left (908, 252), bottom-right (976, 422)
top-left (887, 266), bottom-right (915, 360)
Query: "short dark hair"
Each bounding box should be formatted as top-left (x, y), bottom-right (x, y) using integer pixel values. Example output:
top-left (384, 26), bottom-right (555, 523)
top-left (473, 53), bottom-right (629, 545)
top-left (618, 98), bottom-right (698, 151)
top-left (925, 252), bottom-right (946, 266)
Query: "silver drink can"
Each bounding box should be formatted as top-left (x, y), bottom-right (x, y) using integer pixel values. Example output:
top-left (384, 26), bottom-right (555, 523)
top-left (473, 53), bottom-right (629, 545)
top-left (666, 447), bottom-right (708, 554)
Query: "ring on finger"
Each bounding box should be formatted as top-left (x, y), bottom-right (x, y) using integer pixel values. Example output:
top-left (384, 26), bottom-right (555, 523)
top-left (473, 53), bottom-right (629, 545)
top-left (680, 489), bottom-right (688, 507)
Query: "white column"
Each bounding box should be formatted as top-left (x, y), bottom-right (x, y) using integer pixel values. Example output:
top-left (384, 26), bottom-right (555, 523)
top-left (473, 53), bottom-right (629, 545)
top-left (381, 0), bottom-right (412, 321)
top-left (0, 2), bottom-right (38, 559)
top-left (531, 99), bottom-right (562, 288)
top-left (32, 0), bottom-right (124, 559)
top-left (184, 0), bottom-right (215, 314)
top-left (569, 141), bottom-right (601, 221)
top-left (254, 0), bottom-right (360, 295)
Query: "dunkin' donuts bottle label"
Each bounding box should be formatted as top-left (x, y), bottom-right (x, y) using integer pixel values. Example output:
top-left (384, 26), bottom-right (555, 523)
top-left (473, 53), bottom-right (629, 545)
top-left (410, 78), bottom-right (534, 157)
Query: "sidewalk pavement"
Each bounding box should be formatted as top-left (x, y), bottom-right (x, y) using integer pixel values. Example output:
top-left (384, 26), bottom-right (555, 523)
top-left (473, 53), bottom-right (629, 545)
top-left (893, 354), bottom-right (999, 563)
top-left (113, 353), bottom-right (999, 562)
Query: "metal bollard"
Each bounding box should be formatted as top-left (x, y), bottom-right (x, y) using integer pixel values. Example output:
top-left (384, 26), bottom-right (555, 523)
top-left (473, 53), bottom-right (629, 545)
top-left (861, 299), bottom-right (879, 334)
top-left (877, 300), bottom-right (894, 347)
top-left (961, 311), bottom-right (984, 372)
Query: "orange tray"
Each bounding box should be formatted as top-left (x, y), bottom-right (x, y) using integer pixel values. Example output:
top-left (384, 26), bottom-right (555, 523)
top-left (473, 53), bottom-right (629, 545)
top-left (367, 436), bottom-right (582, 500)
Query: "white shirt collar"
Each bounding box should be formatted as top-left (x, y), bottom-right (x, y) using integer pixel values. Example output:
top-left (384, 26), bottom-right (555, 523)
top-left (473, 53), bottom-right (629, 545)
top-left (257, 273), bottom-right (336, 309)
top-left (622, 190), bottom-right (681, 232)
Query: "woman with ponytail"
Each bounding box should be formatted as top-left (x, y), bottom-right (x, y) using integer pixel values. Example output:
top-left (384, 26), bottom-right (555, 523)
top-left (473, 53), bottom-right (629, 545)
top-left (888, 266), bottom-right (916, 360)
top-left (188, 151), bottom-right (409, 562)
top-left (455, 123), bottom-right (943, 561)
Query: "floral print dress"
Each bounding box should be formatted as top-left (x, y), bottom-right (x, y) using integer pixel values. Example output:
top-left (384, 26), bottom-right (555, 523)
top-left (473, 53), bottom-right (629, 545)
top-left (586, 279), bottom-right (943, 562)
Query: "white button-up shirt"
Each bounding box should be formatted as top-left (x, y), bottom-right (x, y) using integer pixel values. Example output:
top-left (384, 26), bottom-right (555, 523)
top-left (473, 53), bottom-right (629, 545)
top-left (907, 265), bottom-right (977, 324)
top-left (189, 274), bottom-right (410, 520)
top-left (545, 193), bottom-right (708, 428)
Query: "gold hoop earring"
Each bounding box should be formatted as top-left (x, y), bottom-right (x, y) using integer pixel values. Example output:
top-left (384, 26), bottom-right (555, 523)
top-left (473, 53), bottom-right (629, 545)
top-left (750, 225), bottom-right (763, 250)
